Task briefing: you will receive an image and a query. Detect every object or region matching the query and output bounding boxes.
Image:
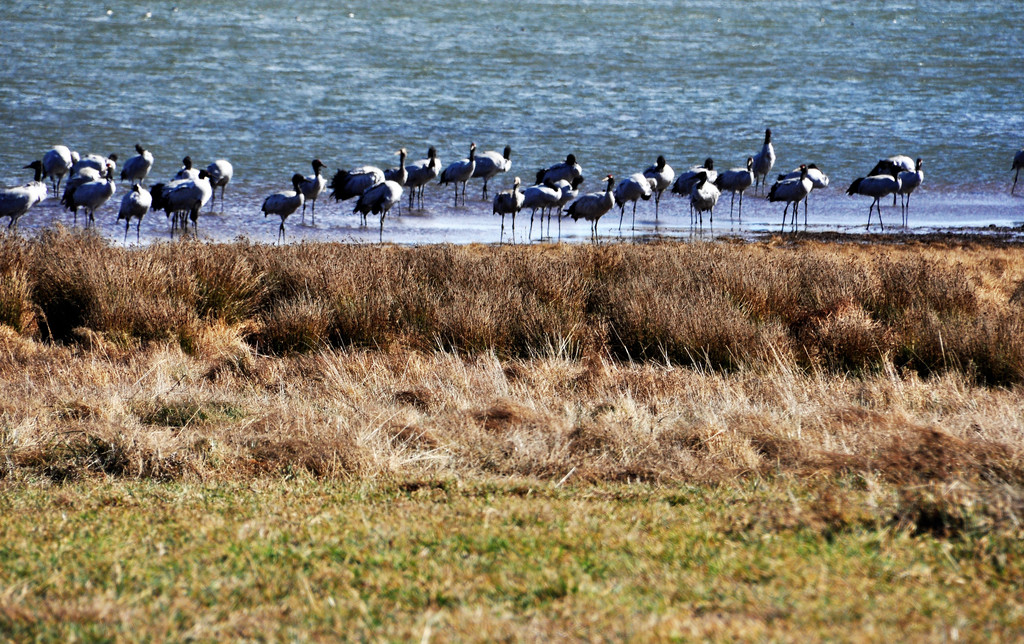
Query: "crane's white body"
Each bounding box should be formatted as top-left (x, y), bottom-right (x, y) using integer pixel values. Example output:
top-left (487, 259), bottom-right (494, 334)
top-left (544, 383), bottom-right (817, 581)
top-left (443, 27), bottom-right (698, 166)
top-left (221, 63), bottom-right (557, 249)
top-left (206, 159), bottom-right (233, 211)
top-left (896, 158), bottom-right (924, 226)
top-left (847, 173), bottom-right (901, 230)
top-left (330, 164), bottom-right (385, 202)
top-left (152, 172), bottom-right (212, 233)
top-left (567, 175), bottom-right (615, 241)
top-left (770, 165), bottom-right (813, 231)
top-left (538, 154), bottom-right (583, 185)
top-left (405, 147), bottom-right (441, 208)
top-left (492, 177), bottom-right (524, 243)
top-left (298, 159), bottom-right (327, 224)
top-left (354, 179), bottom-right (403, 242)
top-left (67, 177), bottom-right (116, 226)
top-left (642, 156), bottom-right (674, 218)
top-left (690, 175), bottom-right (720, 226)
top-left (262, 174), bottom-right (305, 243)
top-left (0, 163), bottom-right (47, 228)
top-left (74, 153), bottom-right (117, 179)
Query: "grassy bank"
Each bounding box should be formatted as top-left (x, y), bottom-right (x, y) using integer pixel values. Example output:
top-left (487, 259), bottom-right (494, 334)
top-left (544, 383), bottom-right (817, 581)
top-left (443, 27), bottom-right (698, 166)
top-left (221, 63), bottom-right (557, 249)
top-left (1, 232), bottom-right (1023, 639)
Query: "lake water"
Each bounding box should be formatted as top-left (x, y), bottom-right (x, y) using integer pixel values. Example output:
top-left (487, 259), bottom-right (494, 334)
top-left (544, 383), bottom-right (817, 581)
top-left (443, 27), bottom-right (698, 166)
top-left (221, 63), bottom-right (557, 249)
top-left (2, 0), bottom-right (1023, 245)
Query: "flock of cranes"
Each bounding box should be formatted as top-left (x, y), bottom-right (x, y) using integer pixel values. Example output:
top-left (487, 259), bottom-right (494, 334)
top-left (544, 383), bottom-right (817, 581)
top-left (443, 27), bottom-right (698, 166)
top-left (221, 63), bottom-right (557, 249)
top-left (0, 133), bottom-right (1021, 244)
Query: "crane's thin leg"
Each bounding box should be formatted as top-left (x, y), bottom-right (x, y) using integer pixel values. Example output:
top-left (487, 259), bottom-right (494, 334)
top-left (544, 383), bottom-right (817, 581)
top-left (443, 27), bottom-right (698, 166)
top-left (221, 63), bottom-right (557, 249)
top-left (379, 214), bottom-right (384, 243)
top-left (136, 219), bottom-right (141, 243)
top-left (632, 201), bottom-right (637, 231)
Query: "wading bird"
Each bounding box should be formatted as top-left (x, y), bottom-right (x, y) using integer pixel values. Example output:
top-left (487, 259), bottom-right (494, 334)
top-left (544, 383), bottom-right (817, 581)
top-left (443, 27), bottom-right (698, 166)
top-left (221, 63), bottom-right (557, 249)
top-left (298, 159), bottom-right (327, 224)
top-left (405, 146), bottom-right (441, 208)
top-left (613, 172), bottom-right (652, 231)
top-left (897, 158), bottom-right (924, 226)
top-left (752, 128), bottom-right (776, 195)
top-left (567, 174), bottom-right (615, 242)
top-left (714, 157), bottom-right (754, 221)
top-left (548, 176), bottom-right (584, 239)
top-left (769, 164), bottom-right (812, 231)
top-left (63, 172), bottom-right (116, 228)
top-left (473, 145), bottom-right (512, 199)
top-left (0, 160), bottom-right (47, 229)
top-left (642, 155), bottom-right (674, 219)
top-left (537, 153), bottom-right (583, 185)
top-left (846, 170), bottom-right (901, 231)
top-left (492, 176), bottom-right (524, 243)
top-left (866, 155), bottom-right (915, 205)
top-left (120, 144), bottom-right (154, 186)
top-left (151, 169), bottom-right (212, 234)
top-left (439, 142), bottom-right (476, 207)
top-left (206, 159), bottom-right (233, 211)
top-left (173, 156), bottom-right (200, 181)
top-left (522, 180), bottom-right (561, 240)
top-left (1012, 149), bottom-right (1024, 195)
top-left (41, 145), bottom-right (75, 195)
top-left (73, 153), bottom-right (117, 180)
top-left (117, 184), bottom-right (151, 243)
top-left (776, 163), bottom-right (829, 225)
top-left (690, 173), bottom-right (721, 227)
top-left (354, 179), bottom-right (403, 242)
top-left (329, 161), bottom-right (385, 203)
top-left (261, 174), bottom-right (305, 243)
top-left (61, 166), bottom-right (103, 225)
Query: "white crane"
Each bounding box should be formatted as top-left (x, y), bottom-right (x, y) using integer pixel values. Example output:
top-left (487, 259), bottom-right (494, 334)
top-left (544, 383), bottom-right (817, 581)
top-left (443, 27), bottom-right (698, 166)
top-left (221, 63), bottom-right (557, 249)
top-left (151, 170), bottom-right (212, 235)
top-left (206, 159), bottom-right (233, 211)
top-left (537, 153), bottom-right (584, 185)
top-left (298, 159), bottom-right (328, 224)
top-left (752, 128), bottom-right (776, 195)
top-left (173, 156), bottom-right (200, 181)
top-left (846, 171), bottom-right (901, 231)
top-left (329, 161), bottom-right (385, 204)
top-left (642, 155), bottom-right (674, 219)
top-left (714, 157), bottom-right (754, 221)
top-left (41, 145), bottom-right (75, 195)
top-left (354, 180), bottom-right (403, 242)
top-left (522, 180), bottom-right (561, 240)
top-left (473, 145), bottom-right (512, 199)
top-left (492, 177), bottom-right (524, 244)
top-left (262, 174), bottom-right (305, 243)
top-left (63, 174), bottom-right (116, 228)
top-left (0, 161), bottom-right (47, 229)
top-left (566, 174), bottom-right (615, 242)
top-left (405, 146), bottom-right (441, 208)
top-left (671, 159), bottom-right (716, 221)
top-left (1012, 149), bottom-right (1024, 195)
top-left (769, 164), bottom-right (813, 232)
top-left (776, 164), bottom-right (829, 226)
top-left (439, 142), bottom-right (476, 207)
top-left (613, 172), bottom-right (652, 231)
top-left (120, 144), bottom-right (154, 186)
top-left (866, 155), bottom-right (915, 206)
top-left (897, 158), bottom-right (924, 226)
top-left (117, 184), bottom-right (152, 243)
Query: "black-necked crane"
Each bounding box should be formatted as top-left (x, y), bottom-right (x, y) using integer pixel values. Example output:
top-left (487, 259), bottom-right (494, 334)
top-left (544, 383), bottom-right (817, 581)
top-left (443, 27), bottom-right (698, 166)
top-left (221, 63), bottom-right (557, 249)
top-left (548, 176), bottom-right (584, 239)
top-left (769, 164), bottom-right (813, 232)
top-left (752, 128), bottom-right (776, 195)
top-left (492, 176), bottom-right (524, 244)
top-left (298, 159), bottom-right (327, 224)
top-left (151, 169), bottom-right (212, 235)
top-left (897, 158), bottom-right (923, 226)
top-left (121, 144), bottom-right (154, 186)
top-left (439, 142), bottom-right (476, 207)
top-left (354, 180), bottom-right (403, 242)
top-left (690, 173), bottom-right (720, 227)
top-left (642, 155), bottom-right (674, 219)
top-left (405, 146), bottom-right (440, 208)
top-left (41, 145), bottom-right (75, 195)
top-left (566, 174), bottom-right (615, 242)
top-left (714, 157), bottom-right (754, 221)
top-left (73, 153), bottom-right (117, 180)
top-left (383, 149), bottom-right (408, 216)
top-left (846, 170), bottom-right (901, 231)
top-left (173, 156), bottom-right (200, 181)
top-left (614, 172), bottom-right (652, 231)
top-left (671, 158), bottom-right (716, 221)
top-left (206, 159), bottom-right (233, 211)
top-left (867, 155), bottom-right (914, 205)
top-left (63, 172), bottom-right (116, 228)
top-left (0, 160), bottom-right (47, 229)
top-left (329, 161), bottom-right (385, 203)
top-left (473, 145), bottom-right (512, 199)
top-left (1011, 149), bottom-right (1024, 195)
top-left (776, 164), bottom-right (829, 226)
top-left (537, 153), bottom-right (583, 185)
top-left (261, 174), bottom-right (305, 243)
top-left (117, 184), bottom-right (152, 243)
top-left (522, 180), bottom-right (561, 240)
top-left (61, 166), bottom-right (103, 225)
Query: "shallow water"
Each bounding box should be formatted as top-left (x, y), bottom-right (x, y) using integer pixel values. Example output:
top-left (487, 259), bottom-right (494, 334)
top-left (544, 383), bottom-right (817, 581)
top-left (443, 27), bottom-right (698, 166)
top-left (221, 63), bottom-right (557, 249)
top-left (2, 0), bottom-right (1023, 245)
